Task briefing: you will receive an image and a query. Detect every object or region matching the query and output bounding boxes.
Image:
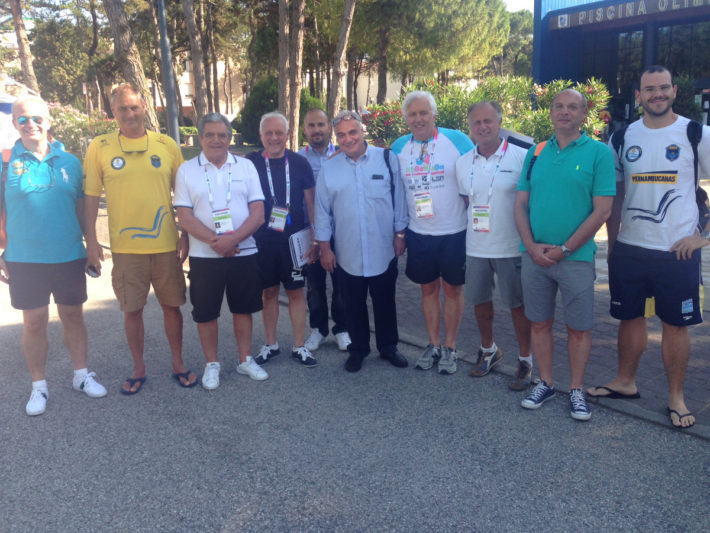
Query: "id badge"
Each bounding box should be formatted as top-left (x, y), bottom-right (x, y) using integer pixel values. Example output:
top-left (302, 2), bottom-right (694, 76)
top-left (414, 191), bottom-right (435, 219)
top-left (269, 206), bottom-right (288, 232)
top-left (212, 208), bottom-right (234, 235)
top-left (472, 205), bottom-right (491, 232)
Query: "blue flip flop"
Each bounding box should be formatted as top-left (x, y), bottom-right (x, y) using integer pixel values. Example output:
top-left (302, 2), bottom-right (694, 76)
top-left (120, 376), bottom-right (146, 395)
top-left (172, 371), bottom-right (198, 388)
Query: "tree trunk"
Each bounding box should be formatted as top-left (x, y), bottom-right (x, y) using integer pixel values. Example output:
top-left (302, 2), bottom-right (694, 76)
top-left (9, 0), bottom-right (40, 94)
top-left (278, 0), bottom-right (291, 119)
top-left (327, 0), bottom-right (357, 121)
top-left (288, 0), bottom-right (305, 150)
top-left (376, 25), bottom-right (390, 104)
top-left (198, 0), bottom-right (213, 113)
top-left (102, 0), bottom-right (159, 131)
top-left (346, 50), bottom-right (355, 111)
top-left (312, 14), bottom-right (321, 100)
top-left (183, 0), bottom-right (209, 119)
top-left (246, 7), bottom-right (257, 95)
top-left (207, 3), bottom-right (220, 114)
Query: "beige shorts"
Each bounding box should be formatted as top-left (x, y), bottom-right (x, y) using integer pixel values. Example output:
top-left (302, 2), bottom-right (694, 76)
top-left (111, 252), bottom-right (186, 312)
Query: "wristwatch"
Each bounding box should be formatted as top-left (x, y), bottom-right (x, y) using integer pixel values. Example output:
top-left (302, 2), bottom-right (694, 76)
top-left (701, 231), bottom-right (710, 241)
top-left (560, 244), bottom-right (573, 258)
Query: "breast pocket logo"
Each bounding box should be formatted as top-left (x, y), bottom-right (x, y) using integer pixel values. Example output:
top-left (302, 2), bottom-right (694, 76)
top-left (625, 146), bottom-right (642, 162)
top-left (151, 155), bottom-right (161, 168)
top-left (665, 144), bottom-right (680, 161)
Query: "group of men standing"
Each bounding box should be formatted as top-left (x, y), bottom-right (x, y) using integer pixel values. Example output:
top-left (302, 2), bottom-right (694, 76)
top-left (2, 65), bottom-right (705, 429)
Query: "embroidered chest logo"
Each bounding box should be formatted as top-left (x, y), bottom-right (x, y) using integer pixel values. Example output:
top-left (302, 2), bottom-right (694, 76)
top-left (151, 155), bottom-right (161, 168)
top-left (665, 144), bottom-right (680, 161)
top-left (111, 157), bottom-right (125, 170)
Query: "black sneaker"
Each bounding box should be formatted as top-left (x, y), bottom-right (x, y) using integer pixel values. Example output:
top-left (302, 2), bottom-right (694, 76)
top-left (254, 344), bottom-right (280, 365)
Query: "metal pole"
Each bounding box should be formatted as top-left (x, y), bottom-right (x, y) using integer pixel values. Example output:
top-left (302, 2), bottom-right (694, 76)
top-left (156, 0), bottom-right (180, 144)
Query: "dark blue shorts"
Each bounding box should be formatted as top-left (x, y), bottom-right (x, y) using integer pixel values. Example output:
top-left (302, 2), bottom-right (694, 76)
top-left (188, 255), bottom-right (263, 322)
top-left (256, 239), bottom-right (305, 290)
top-left (609, 241), bottom-right (702, 326)
top-left (404, 229), bottom-right (466, 286)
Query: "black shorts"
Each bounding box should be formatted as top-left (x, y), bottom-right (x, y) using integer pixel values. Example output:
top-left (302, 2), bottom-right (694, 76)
top-left (256, 239), bottom-right (305, 290)
top-left (609, 241), bottom-right (702, 326)
top-left (188, 255), bottom-right (263, 322)
top-left (405, 229), bottom-right (466, 286)
top-left (7, 259), bottom-right (87, 310)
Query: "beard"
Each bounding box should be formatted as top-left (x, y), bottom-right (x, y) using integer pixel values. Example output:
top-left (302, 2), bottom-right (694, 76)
top-left (642, 97), bottom-right (674, 117)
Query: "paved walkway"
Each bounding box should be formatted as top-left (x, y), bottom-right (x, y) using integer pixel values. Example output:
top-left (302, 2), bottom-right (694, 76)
top-left (393, 234), bottom-right (710, 439)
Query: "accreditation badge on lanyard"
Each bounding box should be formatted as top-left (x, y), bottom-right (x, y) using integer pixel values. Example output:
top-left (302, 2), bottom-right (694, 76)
top-left (264, 152), bottom-right (291, 232)
top-left (410, 132), bottom-right (437, 219)
top-left (203, 156), bottom-right (235, 234)
top-left (470, 139), bottom-right (507, 233)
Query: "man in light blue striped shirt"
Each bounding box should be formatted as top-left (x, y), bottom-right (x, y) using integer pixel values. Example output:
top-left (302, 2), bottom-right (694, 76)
top-left (314, 111), bottom-right (409, 372)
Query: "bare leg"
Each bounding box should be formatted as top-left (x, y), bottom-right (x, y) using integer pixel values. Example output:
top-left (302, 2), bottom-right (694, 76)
top-left (421, 279), bottom-right (441, 346)
top-left (587, 317), bottom-right (645, 396)
top-left (474, 301), bottom-right (494, 348)
top-left (22, 307), bottom-right (49, 382)
top-left (233, 313), bottom-right (253, 364)
top-left (567, 326), bottom-right (591, 390)
top-left (262, 285), bottom-right (280, 345)
top-left (511, 306), bottom-right (531, 356)
top-left (661, 321), bottom-right (694, 427)
top-left (57, 304), bottom-right (88, 370)
top-left (286, 288), bottom-right (307, 347)
top-left (197, 320), bottom-right (219, 364)
top-left (442, 281), bottom-right (463, 349)
top-left (123, 308), bottom-right (146, 380)
top-left (531, 318), bottom-right (554, 386)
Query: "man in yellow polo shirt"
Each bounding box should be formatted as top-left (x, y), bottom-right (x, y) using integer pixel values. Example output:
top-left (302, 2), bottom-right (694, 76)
top-left (84, 83), bottom-right (195, 394)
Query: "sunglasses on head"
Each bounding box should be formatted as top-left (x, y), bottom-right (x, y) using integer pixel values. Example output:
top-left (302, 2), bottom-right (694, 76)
top-left (17, 115), bottom-right (44, 126)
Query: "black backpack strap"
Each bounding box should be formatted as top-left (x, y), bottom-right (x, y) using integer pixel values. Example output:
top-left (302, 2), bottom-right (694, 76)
top-left (526, 141), bottom-right (547, 181)
top-left (1, 149), bottom-right (10, 220)
top-left (687, 120), bottom-right (702, 189)
top-left (610, 125), bottom-right (627, 161)
top-left (384, 147), bottom-right (395, 206)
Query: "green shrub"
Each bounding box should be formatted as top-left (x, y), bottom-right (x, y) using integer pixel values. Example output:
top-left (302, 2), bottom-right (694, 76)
top-left (363, 76), bottom-right (612, 146)
top-left (673, 74), bottom-right (702, 122)
top-left (233, 76), bottom-right (324, 145)
top-left (49, 104), bottom-right (117, 156)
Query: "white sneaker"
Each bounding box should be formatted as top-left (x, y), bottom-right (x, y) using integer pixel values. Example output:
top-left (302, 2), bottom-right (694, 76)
top-left (26, 389), bottom-right (48, 416)
top-left (305, 330), bottom-right (326, 351)
top-left (72, 372), bottom-right (107, 398)
top-left (236, 356), bottom-right (269, 381)
top-left (335, 331), bottom-right (352, 351)
top-left (202, 362), bottom-right (221, 390)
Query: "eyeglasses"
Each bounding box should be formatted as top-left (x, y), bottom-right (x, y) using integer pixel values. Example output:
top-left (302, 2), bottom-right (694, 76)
top-left (118, 133), bottom-right (149, 154)
top-left (332, 111), bottom-right (362, 127)
top-left (17, 115), bottom-right (45, 126)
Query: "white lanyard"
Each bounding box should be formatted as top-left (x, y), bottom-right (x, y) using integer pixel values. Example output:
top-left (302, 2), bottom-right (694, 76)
top-left (264, 153), bottom-right (290, 208)
top-left (407, 129), bottom-right (438, 190)
top-left (470, 139), bottom-right (508, 204)
top-left (202, 160), bottom-right (233, 208)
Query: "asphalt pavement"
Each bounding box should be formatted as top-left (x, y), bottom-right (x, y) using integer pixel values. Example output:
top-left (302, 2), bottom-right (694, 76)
top-left (1, 254), bottom-right (709, 532)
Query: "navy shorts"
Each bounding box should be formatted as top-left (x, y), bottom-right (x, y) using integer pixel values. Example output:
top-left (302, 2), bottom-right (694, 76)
top-left (188, 255), bottom-right (263, 322)
top-left (405, 229), bottom-right (466, 286)
top-left (609, 241), bottom-right (702, 326)
top-left (256, 239), bottom-right (305, 290)
top-left (7, 259), bottom-right (87, 310)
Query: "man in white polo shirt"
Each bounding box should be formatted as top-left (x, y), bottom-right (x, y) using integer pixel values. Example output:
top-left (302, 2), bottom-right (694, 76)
top-left (456, 101), bottom-right (533, 390)
top-left (175, 113), bottom-right (268, 388)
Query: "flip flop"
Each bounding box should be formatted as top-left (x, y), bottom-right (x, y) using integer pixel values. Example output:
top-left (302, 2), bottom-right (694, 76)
top-left (120, 376), bottom-right (146, 395)
top-left (588, 385), bottom-right (640, 399)
top-left (667, 407), bottom-right (695, 429)
top-left (172, 370), bottom-right (198, 388)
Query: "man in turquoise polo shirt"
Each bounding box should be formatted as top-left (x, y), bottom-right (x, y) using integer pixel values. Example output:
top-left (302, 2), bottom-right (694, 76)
top-left (514, 89), bottom-right (615, 421)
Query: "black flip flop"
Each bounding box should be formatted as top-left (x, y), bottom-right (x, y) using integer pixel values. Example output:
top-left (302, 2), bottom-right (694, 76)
top-left (588, 385), bottom-right (640, 399)
top-left (173, 371), bottom-right (198, 388)
top-left (120, 376), bottom-right (146, 395)
top-left (667, 407), bottom-right (695, 429)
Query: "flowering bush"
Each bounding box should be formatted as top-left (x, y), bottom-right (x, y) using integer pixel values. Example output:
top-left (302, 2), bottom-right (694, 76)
top-left (360, 102), bottom-right (407, 147)
top-left (363, 76), bottom-right (611, 146)
top-left (49, 103), bottom-right (116, 155)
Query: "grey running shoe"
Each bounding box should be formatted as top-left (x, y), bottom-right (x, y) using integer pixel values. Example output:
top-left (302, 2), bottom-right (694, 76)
top-left (414, 344), bottom-right (441, 370)
top-left (470, 347), bottom-right (502, 377)
top-left (438, 346), bottom-right (457, 375)
top-left (509, 360), bottom-right (533, 390)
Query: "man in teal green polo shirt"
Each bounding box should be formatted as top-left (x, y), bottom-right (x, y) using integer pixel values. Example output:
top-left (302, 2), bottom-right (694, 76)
top-left (514, 89), bottom-right (616, 421)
